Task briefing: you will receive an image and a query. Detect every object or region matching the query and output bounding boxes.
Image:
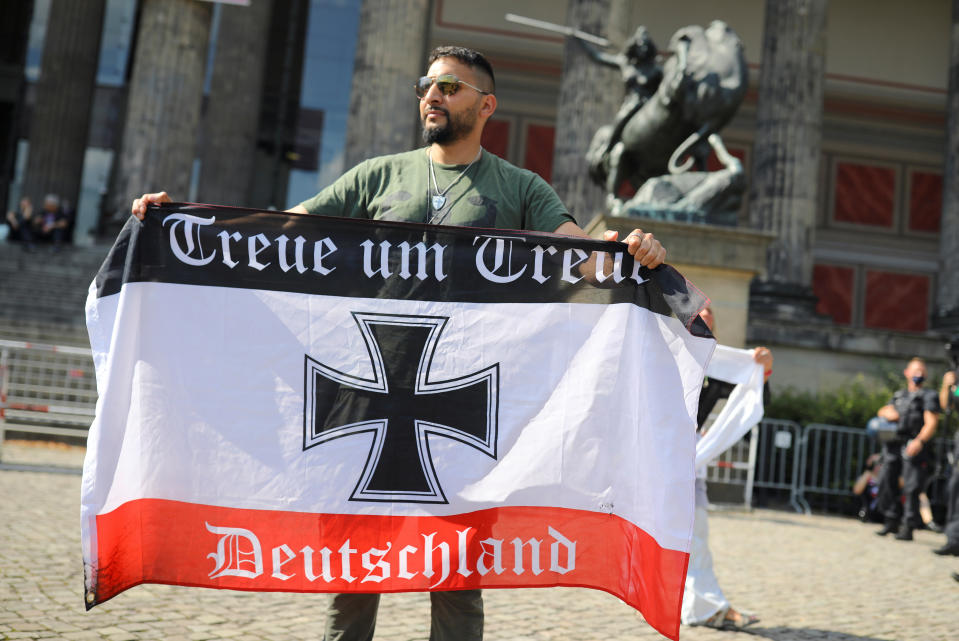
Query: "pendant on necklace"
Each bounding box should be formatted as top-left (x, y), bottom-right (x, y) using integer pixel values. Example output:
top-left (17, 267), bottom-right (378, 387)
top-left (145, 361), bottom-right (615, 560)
top-left (432, 195), bottom-right (447, 210)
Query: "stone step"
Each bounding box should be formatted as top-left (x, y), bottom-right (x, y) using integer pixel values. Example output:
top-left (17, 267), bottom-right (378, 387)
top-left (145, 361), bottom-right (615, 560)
top-left (0, 320), bottom-right (91, 346)
top-left (0, 241), bottom-right (111, 327)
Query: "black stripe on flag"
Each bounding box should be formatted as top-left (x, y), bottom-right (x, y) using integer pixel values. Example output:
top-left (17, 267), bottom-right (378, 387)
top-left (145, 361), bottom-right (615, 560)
top-left (94, 203), bottom-right (711, 336)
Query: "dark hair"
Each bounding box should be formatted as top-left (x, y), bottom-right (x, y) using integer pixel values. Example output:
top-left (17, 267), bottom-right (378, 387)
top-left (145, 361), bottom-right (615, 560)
top-left (427, 46), bottom-right (495, 94)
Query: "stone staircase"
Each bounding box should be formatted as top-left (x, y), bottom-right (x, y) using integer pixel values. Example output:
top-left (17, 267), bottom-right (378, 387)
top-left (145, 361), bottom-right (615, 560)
top-left (0, 241), bottom-right (111, 343)
top-left (0, 241), bottom-right (109, 450)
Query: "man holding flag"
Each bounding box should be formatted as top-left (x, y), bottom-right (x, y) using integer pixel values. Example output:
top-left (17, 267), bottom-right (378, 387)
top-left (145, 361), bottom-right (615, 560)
top-left (130, 46), bottom-right (677, 641)
top-left (683, 306), bottom-right (771, 630)
top-left (132, 46), bottom-right (665, 268)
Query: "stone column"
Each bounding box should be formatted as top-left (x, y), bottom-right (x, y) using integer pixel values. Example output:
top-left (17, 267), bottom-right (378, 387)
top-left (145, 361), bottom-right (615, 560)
top-left (552, 0), bottom-right (629, 226)
top-left (112, 0), bottom-right (212, 211)
top-left (0, 0), bottom-right (34, 212)
top-left (21, 0), bottom-right (106, 211)
top-left (936, 0), bottom-right (959, 331)
top-left (342, 0), bottom-right (430, 171)
top-left (748, 0), bottom-right (828, 317)
top-left (196, 0), bottom-right (272, 206)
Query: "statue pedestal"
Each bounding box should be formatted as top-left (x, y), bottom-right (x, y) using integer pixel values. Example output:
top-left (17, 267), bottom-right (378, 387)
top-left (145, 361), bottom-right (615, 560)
top-left (586, 213), bottom-right (774, 348)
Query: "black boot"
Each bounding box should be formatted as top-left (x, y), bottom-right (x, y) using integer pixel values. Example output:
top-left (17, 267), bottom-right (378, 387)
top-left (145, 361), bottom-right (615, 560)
top-left (876, 522), bottom-right (897, 536)
top-left (933, 541), bottom-right (959, 556)
top-left (894, 525), bottom-right (913, 541)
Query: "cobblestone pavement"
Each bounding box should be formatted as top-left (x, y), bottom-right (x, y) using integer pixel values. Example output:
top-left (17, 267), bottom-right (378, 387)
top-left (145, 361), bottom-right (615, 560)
top-left (1, 441), bottom-right (956, 641)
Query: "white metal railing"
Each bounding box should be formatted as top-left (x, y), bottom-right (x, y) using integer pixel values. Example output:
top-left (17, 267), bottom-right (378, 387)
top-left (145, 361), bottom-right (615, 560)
top-left (0, 339), bottom-right (96, 463)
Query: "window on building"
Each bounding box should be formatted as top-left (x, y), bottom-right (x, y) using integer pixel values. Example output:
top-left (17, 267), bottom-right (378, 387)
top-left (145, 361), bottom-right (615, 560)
top-left (23, 0), bottom-right (51, 82)
top-left (96, 0), bottom-right (137, 86)
top-left (285, 0), bottom-right (361, 209)
top-left (817, 153), bottom-right (939, 334)
top-left (480, 114), bottom-right (556, 185)
top-left (70, 0), bottom-right (139, 243)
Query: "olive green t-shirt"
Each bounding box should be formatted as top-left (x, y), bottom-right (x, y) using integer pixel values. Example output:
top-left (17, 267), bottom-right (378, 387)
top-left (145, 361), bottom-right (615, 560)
top-left (298, 148), bottom-right (573, 233)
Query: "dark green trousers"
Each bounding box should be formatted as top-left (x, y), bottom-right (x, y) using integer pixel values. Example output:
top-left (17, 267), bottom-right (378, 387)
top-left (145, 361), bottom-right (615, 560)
top-left (323, 590), bottom-right (484, 641)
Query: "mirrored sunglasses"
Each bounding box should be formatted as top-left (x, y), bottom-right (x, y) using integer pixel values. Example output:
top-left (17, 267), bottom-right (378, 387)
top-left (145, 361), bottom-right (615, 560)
top-left (414, 74), bottom-right (490, 99)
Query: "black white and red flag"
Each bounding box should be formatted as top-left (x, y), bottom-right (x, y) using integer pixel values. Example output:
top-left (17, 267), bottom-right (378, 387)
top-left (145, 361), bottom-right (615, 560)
top-left (82, 204), bottom-right (714, 639)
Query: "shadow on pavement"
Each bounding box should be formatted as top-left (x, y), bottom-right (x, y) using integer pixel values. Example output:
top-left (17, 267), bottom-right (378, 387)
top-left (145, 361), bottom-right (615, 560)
top-left (746, 627), bottom-right (891, 641)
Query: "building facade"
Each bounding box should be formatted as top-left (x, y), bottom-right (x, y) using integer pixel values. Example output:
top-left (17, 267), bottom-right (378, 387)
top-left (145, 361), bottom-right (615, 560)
top-left (2, 0), bottom-right (957, 392)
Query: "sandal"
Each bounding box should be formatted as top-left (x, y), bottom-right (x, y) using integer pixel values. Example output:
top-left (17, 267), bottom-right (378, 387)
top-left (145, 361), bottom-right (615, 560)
top-left (722, 608), bottom-right (760, 630)
top-left (701, 610), bottom-right (727, 629)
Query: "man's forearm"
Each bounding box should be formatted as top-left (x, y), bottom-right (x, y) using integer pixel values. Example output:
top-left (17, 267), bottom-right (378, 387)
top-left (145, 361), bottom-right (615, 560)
top-left (916, 414), bottom-right (938, 444)
top-left (877, 405), bottom-right (898, 421)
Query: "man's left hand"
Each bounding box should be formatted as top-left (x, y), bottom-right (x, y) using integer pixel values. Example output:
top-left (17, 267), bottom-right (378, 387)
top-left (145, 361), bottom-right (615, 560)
top-left (752, 346), bottom-right (773, 379)
top-left (606, 228), bottom-right (666, 268)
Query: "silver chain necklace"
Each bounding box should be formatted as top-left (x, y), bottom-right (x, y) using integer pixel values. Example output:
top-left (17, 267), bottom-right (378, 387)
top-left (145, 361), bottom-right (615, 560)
top-left (428, 147), bottom-right (482, 212)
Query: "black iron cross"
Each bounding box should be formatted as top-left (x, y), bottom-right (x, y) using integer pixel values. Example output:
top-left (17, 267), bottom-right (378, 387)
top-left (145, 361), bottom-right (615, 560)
top-left (303, 312), bottom-right (499, 503)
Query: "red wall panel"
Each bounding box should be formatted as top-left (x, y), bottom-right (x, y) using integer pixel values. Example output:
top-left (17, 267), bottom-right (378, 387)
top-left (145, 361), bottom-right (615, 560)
top-left (833, 162), bottom-right (895, 227)
top-left (705, 147), bottom-right (746, 172)
top-left (908, 171), bottom-right (942, 232)
top-left (481, 119), bottom-right (510, 159)
top-left (813, 264), bottom-right (854, 325)
top-left (524, 124), bottom-right (555, 183)
top-left (863, 270), bottom-right (929, 332)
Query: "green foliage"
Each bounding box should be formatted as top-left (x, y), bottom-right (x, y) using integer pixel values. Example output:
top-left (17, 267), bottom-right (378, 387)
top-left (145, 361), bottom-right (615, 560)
top-left (767, 368), bottom-right (902, 429)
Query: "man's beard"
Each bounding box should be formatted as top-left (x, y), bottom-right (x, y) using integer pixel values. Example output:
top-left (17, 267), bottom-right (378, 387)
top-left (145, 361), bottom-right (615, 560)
top-left (421, 103), bottom-right (479, 145)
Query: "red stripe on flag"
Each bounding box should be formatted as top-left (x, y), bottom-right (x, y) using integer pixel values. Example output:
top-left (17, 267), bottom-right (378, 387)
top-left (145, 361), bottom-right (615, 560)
top-left (91, 499), bottom-right (687, 639)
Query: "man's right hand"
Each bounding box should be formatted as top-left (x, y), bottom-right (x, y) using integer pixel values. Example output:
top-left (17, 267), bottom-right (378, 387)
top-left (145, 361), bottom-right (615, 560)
top-left (131, 191), bottom-right (172, 221)
top-left (944, 371), bottom-right (957, 389)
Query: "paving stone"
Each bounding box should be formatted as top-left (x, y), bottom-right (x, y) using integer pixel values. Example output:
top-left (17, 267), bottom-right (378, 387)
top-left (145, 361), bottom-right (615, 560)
top-left (60, 631), bottom-right (104, 640)
top-left (3, 444), bottom-right (957, 641)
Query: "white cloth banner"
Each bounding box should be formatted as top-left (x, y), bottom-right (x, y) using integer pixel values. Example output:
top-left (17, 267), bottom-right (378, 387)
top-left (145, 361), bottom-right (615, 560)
top-left (694, 345), bottom-right (765, 472)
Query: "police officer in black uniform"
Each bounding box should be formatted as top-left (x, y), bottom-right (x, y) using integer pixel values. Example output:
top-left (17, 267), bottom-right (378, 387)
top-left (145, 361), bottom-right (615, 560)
top-left (875, 357), bottom-right (941, 540)
top-left (934, 369), bottom-right (959, 555)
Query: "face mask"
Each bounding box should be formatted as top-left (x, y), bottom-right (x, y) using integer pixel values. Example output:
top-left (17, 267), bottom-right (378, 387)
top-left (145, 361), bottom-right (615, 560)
top-left (911, 375), bottom-right (925, 386)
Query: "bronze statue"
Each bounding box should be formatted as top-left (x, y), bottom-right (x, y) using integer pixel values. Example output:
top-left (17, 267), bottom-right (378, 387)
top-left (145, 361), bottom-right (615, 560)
top-left (582, 20), bottom-right (748, 219)
top-left (623, 133), bottom-right (745, 225)
top-left (578, 26), bottom-right (663, 179)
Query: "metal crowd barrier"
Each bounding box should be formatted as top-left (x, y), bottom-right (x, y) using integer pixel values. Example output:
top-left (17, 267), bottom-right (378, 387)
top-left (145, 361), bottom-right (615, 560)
top-left (751, 419), bottom-right (804, 512)
top-left (794, 423), bottom-right (875, 514)
top-left (703, 419), bottom-right (803, 511)
top-left (706, 418), bottom-right (955, 516)
top-left (705, 429), bottom-right (756, 508)
top-left (0, 338), bottom-right (96, 463)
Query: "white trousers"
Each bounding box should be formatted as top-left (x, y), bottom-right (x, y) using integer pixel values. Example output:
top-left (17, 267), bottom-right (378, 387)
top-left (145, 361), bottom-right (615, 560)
top-left (680, 479), bottom-right (729, 625)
